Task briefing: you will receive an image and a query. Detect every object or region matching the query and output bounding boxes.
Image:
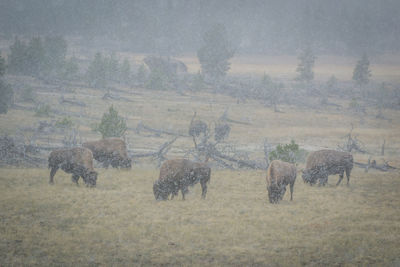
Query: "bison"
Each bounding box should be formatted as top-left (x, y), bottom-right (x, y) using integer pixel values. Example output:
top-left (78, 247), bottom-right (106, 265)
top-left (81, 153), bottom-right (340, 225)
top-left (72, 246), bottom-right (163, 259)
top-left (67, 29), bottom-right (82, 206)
top-left (302, 149), bottom-right (353, 186)
top-left (82, 138), bottom-right (132, 169)
top-left (48, 147), bottom-right (97, 187)
top-left (266, 160), bottom-right (297, 204)
top-left (153, 159), bottom-right (211, 200)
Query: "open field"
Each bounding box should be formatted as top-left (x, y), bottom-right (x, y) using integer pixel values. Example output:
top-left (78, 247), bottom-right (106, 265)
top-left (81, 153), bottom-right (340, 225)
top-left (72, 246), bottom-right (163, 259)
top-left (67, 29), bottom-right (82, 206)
top-left (0, 167), bottom-right (399, 266)
top-left (159, 54), bottom-right (400, 83)
top-left (1, 51), bottom-right (400, 265)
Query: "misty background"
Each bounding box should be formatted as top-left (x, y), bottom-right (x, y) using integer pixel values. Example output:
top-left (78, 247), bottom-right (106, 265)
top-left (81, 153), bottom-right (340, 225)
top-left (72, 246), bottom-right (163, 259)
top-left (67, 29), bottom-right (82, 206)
top-left (1, 0), bottom-right (399, 56)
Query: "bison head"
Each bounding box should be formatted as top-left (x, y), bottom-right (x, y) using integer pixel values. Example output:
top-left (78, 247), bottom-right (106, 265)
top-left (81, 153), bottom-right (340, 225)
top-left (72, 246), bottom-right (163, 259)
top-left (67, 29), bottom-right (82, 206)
top-left (267, 185), bottom-right (286, 203)
top-left (110, 157), bottom-right (132, 169)
top-left (153, 180), bottom-right (170, 200)
top-left (302, 169), bottom-right (317, 185)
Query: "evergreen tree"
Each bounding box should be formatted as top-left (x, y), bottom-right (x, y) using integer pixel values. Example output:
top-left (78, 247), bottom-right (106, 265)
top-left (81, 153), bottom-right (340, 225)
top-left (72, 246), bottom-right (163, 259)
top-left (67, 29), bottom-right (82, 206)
top-left (136, 64), bottom-right (147, 86)
top-left (61, 56), bottom-right (79, 81)
top-left (0, 55), bottom-right (5, 77)
top-left (86, 52), bottom-right (107, 88)
top-left (104, 53), bottom-right (119, 82)
top-left (296, 47), bottom-right (316, 84)
top-left (197, 24), bottom-right (234, 83)
top-left (7, 37), bottom-right (28, 75)
top-left (0, 55), bottom-right (14, 114)
top-left (96, 105), bottom-right (127, 138)
top-left (25, 37), bottom-right (45, 76)
top-left (43, 36), bottom-right (67, 74)
top-left (145, 67), bottom-right (169, 91)
top-left (352, 53), bottom-right (371, 89)
top-left (119, 58), bottom-right (131, 83)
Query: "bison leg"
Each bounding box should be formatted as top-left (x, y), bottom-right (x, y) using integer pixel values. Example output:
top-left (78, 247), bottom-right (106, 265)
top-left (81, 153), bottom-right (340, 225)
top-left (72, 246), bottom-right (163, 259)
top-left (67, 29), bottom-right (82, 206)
top-left (181, 187), bottom-right (189, 200)
top-left (71, 174), bottom-right (80, 185)
top-left (345, 168), bottom-right (351, 185)
top-left (319, 174), bottom-right (328, 186)
top-left (336, 170), bottom-right (344, 186)
top-left (49, 166), bottom-right (59, 184)
top-left (290, 182), bottom-right (294, 201)
top-left (200, 180), bottom-right (208, 199)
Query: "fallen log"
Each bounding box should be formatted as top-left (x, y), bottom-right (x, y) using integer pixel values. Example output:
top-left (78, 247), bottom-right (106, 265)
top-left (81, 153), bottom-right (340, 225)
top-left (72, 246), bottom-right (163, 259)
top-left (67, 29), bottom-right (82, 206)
top-left (136, 121), bottom-right (188, 137)
top-left (59, 96), bottom-right (86, 107)
top-left (214, 150), bottom-right (263, 169)
top-left (354, 159), bottom-right (397, 172)
top-left (102, 92), bottom-right (133, 102)
top-left (129, 137), bottom-right (178, 159)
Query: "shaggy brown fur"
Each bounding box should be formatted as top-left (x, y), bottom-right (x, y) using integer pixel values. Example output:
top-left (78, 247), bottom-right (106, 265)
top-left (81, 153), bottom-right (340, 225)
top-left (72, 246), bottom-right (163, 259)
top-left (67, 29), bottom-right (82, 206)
top-left (48, 147), bottom-right (97, 187)
top-left (82, 138), bottom-right (131, 169)
top-left (266, 160), bottom-right (297, 204)
top-left (153, 159), bottom-right (211, 200)
top-left (302, 149), bottom-right (353, 186)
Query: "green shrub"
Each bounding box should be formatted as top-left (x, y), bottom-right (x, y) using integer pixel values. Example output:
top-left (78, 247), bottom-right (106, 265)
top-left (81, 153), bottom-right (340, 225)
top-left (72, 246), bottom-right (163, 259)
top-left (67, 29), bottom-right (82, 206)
top-left (145, 68), bottom-right (170, 90)
top-left (95, 105), bottom-right (127, 138)
top-left (269, 140), bottom-right (300, 164)
top-left (55, 117), bottom-right (73, 128)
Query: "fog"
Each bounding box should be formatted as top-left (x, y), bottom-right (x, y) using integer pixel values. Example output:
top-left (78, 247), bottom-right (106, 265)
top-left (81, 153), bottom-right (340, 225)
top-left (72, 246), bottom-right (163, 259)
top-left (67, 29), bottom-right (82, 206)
top-left (1, 0), bottom-right (400, 55)
top-left (1, 1), bottom-right (400, 266)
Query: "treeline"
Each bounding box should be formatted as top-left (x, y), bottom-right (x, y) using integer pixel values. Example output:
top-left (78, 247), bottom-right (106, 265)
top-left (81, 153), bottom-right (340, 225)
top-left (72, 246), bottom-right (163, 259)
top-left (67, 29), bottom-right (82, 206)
top-left (7, 36), bottom-right (78, 80)
top-left (1, 0), bottom-right (399, 55)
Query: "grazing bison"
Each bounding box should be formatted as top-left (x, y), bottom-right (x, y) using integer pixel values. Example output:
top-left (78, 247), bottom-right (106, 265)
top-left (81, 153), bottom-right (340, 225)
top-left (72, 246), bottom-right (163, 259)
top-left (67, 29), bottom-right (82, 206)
top-left (302, 149), bottom-right (353, 186)
top-left (48, 147), bottom-right (97, 187)
top-left (82, 138), bottom-right (132, 169)
top-left (266, 160), bottom-right (297, 204)
top-left (153, 159), bottom-right (211, 200)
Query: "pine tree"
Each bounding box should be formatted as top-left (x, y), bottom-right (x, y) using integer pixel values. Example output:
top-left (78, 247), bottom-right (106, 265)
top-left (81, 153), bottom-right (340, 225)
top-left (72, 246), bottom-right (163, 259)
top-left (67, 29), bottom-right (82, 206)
top-left (43, 36), bottom-right (67, 75)
top-left (296, 47), bottom-right (316, 84)
top-left (25, 37), bottom-right (45, 76)
top-left (352, 53), bottom-right (371, 89)
top-left (119, 58), bottom-right (131, 83)
top-left (7, 37), bottom-right (28, 75)
top-left (197, 24), bottom-right (235, 83)
top-left (0, 55), bottom-right (13, 114)
top-left (87, 52), bottom-right (107, 88)
top-left (136, 64), bottom-right (147, 86)
top-left (96, 105), bottom-right (127, 138)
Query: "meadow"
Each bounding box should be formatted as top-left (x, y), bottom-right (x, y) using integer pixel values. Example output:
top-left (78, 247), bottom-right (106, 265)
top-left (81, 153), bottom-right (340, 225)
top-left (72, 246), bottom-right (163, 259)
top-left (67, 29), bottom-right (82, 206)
top-left (0, 167), bottom-right (399, 266)
top-left (1, 53), bottom-right (400, 266)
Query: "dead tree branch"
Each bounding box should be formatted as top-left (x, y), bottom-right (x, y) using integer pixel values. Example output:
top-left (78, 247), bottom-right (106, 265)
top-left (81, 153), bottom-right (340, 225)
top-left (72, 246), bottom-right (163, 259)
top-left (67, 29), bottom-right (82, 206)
top-left (136, 121), bottom-right (188, 137)
top-left (338, 124), bottom-right (367, 153)
top-left (102, 92), bottom-right (133, 102)
top-left (59, 96), bottom-right (86, 107)
top-left (129, 137), bottom-right (178, 166)
top-left (354, 159), bottom-right (397, 172)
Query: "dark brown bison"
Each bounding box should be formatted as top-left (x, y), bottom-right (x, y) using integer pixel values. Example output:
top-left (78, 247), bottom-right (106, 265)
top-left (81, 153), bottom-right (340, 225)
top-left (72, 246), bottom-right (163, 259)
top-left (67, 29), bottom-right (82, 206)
top-left (302, 149), bottom-right (353, 186)
top-left (266, 160), bottom-right (297, 204)
top-left (153, 159), bottom-right (211, 200)
top-left (48, 147), bottom-right (97, 187)
top-left (82, 138), bottom-right (131, 169)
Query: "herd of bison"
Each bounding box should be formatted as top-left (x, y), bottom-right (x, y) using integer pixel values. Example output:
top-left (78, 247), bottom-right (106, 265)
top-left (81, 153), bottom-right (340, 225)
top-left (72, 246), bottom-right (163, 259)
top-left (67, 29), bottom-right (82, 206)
top-left (48, 137), bottom-right (353, 204)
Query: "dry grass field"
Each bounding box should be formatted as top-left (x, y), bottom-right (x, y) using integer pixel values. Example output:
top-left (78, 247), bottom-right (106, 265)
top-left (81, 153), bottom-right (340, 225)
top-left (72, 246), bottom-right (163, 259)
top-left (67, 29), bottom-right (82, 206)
top-left (0, 167), bottom-right (399, 266)
top-left (1, 52), bottom-right (400, 265)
